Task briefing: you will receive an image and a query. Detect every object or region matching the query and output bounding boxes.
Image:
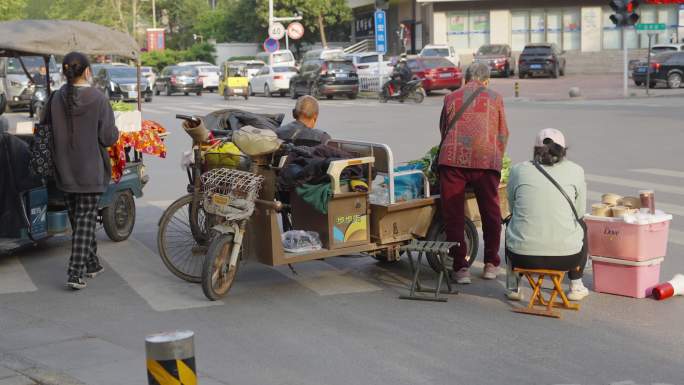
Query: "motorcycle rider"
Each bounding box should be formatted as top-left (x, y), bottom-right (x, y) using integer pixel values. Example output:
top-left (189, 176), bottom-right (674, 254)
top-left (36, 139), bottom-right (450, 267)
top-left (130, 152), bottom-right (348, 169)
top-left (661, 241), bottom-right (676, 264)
top-left (386, 55), bottom-right (412, 97)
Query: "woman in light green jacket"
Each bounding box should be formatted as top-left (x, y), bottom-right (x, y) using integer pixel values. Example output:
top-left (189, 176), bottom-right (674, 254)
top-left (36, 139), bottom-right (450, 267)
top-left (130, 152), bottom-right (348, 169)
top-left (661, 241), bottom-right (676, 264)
top-left (505, 129), bottom-right (588, 301)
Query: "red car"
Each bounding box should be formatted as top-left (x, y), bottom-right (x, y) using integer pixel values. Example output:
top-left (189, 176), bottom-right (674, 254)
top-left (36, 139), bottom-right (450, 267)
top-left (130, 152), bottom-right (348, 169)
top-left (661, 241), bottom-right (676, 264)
top-left (407, 57), bottom-right (462, 92)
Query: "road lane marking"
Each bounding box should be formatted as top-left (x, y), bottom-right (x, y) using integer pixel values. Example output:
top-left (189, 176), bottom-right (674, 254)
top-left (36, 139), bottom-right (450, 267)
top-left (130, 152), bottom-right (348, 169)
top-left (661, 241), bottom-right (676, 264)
top-left (274, 260), bottom-right (381, 296)
top-left (0, 256), bottom-right (38, 294)
top-left (587, 191), bottom-right (684, 217)
top-left (586, 174), bottom-right (684, 195)
top-left (99, 239), bottom-right (223, 311)
top-left (631, 169), bottom-right (684, 179)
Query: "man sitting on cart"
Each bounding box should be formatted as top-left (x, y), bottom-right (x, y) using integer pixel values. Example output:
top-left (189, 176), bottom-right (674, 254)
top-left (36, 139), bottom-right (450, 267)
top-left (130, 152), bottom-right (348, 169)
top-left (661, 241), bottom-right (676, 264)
top-left (276, 95), bottom-right (331, 147)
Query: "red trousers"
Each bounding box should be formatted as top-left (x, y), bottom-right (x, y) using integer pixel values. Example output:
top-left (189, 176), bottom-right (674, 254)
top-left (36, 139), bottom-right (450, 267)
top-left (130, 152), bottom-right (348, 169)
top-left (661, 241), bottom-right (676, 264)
top-left (439, 166), bottom-right (502, 270)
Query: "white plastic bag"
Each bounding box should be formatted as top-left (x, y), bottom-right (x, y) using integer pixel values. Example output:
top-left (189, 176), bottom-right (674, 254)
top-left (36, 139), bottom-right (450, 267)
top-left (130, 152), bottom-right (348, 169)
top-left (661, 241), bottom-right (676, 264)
top-left (282, 230), bottom-right (323, 253)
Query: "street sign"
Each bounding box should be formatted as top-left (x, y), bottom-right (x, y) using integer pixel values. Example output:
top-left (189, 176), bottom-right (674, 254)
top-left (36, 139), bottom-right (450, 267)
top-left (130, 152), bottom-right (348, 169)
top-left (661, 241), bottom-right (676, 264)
top-left (374, 10), bottom-right (387, 55)
top-left (269, 22), bottom-right (286, 40)
top-left (287, 22), bottom-right (304, 40)
top-left (635, 23), bottom-right (667, 32)
top-left (263, 37), bottom-right (280, 53)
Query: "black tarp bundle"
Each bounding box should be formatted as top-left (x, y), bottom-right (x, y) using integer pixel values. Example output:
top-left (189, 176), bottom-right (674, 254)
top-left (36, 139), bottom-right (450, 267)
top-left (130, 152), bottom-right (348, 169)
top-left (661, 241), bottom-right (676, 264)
top-left (0, 133), bottom-right (43, 237)
top-left (202, 109), bottom-right (285, 136)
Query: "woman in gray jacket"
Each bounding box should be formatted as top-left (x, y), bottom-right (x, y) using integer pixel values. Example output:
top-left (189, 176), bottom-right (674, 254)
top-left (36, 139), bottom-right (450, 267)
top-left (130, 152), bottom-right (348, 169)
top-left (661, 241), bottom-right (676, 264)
top-left (48, 52), bottom-right (119, 290)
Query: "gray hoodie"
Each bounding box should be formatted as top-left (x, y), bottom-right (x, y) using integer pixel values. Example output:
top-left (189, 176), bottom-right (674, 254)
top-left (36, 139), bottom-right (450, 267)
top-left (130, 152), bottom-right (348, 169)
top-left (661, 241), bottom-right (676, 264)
top-left (49, 85), bottom-right (119, 193)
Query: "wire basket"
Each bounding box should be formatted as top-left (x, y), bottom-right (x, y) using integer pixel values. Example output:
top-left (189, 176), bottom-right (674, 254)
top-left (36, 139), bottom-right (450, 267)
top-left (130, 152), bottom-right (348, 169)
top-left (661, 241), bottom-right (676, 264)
top-left (201, 168), bottom-right (264, 220)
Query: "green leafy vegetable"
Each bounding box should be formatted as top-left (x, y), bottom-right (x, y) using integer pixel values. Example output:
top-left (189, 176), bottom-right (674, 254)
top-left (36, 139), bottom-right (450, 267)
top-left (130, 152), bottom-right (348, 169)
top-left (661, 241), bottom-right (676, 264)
top-left (110, 101), bottom-right (136, 112)
top-left (408, 148), bottom-right (512, 185)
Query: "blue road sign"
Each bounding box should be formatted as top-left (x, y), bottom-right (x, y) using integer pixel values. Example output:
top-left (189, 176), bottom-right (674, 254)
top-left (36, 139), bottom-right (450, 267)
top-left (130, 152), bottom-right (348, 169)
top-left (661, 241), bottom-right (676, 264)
top-left (263, 38), bottom-right (280, 53)
top-left (375, 10), bottom-right (387, 54)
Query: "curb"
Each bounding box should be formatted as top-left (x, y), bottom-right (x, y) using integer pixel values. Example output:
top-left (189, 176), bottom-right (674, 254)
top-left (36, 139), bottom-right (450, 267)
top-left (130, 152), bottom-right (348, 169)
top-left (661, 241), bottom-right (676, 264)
top-left (0, 353), bottom-right (85, 385)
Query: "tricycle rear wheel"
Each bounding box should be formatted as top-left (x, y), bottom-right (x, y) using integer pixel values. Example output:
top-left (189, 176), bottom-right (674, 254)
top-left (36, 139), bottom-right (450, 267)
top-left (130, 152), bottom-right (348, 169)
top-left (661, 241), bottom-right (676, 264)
top-left (102, 190), bottom-right (135, 242)
top-left (424, 215), bottom-right (479, 273)
top-left (202, 234), bottom-right (239, 300)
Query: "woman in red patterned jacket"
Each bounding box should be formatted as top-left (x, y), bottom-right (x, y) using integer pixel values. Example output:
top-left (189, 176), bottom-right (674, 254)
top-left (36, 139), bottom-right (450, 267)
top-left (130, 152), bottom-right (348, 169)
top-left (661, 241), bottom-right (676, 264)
top-left (438, 62), bottom-right (509, 284)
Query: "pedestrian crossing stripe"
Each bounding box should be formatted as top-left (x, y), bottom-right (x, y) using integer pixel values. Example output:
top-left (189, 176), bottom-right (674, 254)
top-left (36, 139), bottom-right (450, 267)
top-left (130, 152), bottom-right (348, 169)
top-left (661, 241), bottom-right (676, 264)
top-left (147, 358), bottom-right (197, 385)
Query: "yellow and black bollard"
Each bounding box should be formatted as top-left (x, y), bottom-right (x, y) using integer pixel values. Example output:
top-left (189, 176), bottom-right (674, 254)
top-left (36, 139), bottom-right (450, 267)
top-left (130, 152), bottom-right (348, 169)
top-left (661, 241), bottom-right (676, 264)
top-left (514, 82), bottom-right (520, 98)
top-left (146, 330), bottom-right (197, 385)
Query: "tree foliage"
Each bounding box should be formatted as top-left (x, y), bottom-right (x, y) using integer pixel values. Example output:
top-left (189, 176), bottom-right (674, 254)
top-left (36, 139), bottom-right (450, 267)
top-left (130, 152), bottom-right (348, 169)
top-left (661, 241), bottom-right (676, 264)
top-left (0, 0), bottom-right (28, 21)
top-left (140, 43), bottom-right (216, 71)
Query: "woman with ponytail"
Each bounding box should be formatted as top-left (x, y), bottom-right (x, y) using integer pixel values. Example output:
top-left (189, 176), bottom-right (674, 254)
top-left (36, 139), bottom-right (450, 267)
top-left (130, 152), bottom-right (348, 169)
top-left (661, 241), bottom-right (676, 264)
top-left (504, 128), bottom-right (588, 302)
top-left (48, 52), bottom-right (119, 290)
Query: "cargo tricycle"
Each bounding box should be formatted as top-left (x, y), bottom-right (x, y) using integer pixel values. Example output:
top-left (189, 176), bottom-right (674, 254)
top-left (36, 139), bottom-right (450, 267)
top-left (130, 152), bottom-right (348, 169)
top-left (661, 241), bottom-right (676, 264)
top-left (156, 116), bottom-right (508, 300)
top-left (0, 20), bottom-right (150, 255)
top-left (218, 62), bottom-right (250, 100)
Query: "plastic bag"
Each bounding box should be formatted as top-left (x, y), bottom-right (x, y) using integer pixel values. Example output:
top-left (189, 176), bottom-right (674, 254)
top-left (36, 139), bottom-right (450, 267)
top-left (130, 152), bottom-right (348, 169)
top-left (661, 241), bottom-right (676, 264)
top-left (282, 230), bottom-right (323, 253)
top-left (386, 164), bottom-right (424, 202)
top-left (369, 180), bottom-right (389, 205)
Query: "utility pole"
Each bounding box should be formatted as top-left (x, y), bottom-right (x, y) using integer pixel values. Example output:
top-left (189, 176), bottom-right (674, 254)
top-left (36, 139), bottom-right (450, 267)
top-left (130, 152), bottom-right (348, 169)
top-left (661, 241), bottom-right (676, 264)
top-left (268, 0), bottom-right (302, 49)
top-left (152, 0), bottom-right (156, 29)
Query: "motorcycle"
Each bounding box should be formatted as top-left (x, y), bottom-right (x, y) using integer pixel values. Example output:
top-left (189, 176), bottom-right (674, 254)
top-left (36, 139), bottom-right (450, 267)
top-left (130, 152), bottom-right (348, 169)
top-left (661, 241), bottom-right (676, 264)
top-left (379, 77), bottom-right (425, 104)
top-left (29, 84), bottom-right (47, 121)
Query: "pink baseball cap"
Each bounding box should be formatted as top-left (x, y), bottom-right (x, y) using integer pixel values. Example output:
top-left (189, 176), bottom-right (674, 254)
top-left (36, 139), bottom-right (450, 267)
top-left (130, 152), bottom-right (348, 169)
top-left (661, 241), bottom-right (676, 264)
top-left (535, 128), bottom-right (566, 148)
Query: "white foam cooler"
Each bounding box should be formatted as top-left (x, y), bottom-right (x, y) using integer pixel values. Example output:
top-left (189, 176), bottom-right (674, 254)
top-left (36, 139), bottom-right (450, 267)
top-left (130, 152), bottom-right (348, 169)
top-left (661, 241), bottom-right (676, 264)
top-left (591, 255), bottom-right (663, 298)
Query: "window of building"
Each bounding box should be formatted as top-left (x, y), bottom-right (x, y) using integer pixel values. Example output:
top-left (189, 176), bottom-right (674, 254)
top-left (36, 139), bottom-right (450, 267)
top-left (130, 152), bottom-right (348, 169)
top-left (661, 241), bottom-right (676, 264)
top-left (509, 8), bottom-right (581, 51)
top-left (446, 10), bottom-right (490, 51)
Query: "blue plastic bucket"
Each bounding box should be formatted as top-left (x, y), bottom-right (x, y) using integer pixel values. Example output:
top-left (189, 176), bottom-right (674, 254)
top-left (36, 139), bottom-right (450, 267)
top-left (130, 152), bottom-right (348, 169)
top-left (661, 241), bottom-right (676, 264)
top-left (47, 210), bottom-right (69, 234)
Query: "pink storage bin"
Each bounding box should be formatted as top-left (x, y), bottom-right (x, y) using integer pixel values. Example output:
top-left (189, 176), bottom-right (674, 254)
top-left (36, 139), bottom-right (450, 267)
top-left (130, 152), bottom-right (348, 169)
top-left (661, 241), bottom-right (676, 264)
top-left (585, 214), bottom-right (671, 262)
top-left (591, 255), bottom-right (663, 298)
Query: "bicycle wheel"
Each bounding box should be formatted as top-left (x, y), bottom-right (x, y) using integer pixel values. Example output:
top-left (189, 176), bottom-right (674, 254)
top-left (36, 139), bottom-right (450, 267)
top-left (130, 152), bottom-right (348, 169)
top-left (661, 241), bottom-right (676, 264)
top-left (157, 194), bottom-right (210, 283)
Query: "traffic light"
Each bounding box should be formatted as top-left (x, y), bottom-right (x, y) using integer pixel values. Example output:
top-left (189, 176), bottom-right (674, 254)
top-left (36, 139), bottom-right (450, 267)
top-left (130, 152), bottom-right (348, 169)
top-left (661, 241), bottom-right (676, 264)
top-left (609, 0), bottom-right (640, 27)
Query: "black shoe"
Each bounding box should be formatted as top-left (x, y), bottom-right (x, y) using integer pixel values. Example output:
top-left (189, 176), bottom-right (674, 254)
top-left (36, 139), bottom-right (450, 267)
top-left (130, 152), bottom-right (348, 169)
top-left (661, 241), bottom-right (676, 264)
top-left (66, 276), bottom-right (87, 290)
top-left (85, 264), bottom-right (105, 279)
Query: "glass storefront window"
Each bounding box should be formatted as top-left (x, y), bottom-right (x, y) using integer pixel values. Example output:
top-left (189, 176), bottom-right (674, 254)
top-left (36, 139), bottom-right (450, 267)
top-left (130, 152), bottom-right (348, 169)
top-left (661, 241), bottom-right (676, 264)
top-left (446, 11), bottom-right (490, 51)
top-left (563, 9), bottom-right (581, 51)
top-left (547, 11), bottom-right (562, 47)
top-left (659, 7), bottom-right (678, 44)
top-left (511, 11), bottom-right (529, 51)
top-left (470, 12), bottom-right (490, 50)
top-left (602, 7), bottom-right (621, 49)
top-left (530, 10), bottom-right (546, 43)
top-left (640, 6), bottom-right (657, 47)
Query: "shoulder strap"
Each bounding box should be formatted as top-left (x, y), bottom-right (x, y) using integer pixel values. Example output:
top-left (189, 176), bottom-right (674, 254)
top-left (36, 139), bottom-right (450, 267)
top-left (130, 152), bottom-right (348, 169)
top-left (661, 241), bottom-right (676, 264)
top-left (532, 160), bottom-right (582, 223)
top-left (440, 86), bottom-right (485, 142)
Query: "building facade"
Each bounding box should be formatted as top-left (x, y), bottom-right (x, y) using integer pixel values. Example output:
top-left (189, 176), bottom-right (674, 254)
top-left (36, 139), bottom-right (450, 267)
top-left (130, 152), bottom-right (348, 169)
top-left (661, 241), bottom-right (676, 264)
top-left (349, 0), bottom-right (684, 56)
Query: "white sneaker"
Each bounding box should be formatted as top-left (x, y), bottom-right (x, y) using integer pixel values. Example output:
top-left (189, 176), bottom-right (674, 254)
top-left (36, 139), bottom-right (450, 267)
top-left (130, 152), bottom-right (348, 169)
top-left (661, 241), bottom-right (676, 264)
top-left (567, 279), bottom-right (589, 301)
top-left (506, 288), bottom-right (523, 301)
top-left (482, 263), bottom-right (498, 280)
top-left (451, 268), bottom-right (471, 284)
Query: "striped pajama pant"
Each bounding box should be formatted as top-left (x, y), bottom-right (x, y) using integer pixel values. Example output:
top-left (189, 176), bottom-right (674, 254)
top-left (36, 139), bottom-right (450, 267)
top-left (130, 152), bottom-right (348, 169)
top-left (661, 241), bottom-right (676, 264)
top-left (64, 193), bottom-right (101, 279)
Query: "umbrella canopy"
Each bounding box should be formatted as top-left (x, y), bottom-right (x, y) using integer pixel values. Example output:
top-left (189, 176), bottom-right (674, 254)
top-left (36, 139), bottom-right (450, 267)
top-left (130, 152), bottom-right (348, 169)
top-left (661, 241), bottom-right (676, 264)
top-left (0, 20), bottom-right (139, 59)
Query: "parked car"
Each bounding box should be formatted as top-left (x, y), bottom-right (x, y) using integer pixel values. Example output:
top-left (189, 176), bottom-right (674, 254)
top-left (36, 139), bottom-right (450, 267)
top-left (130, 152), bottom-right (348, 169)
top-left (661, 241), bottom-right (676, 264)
top-left (473, 44), bottom-right (515, 77)
top-left (633, 52), bottom-right (684, 89)
top-left (406, 57), bottom-right (462, 93)
top-left (419, 44), bottom-right (460, 68)
top-left (302, 48), bottom-right (346, 62)
top-left (650, 44), bottom-right (684, 57)
top-left (289, 58), bottom-right (359, 100)
top-left (255, 50), bottom-right (296, 68)
top-left (154, 66), bottom-right (203, 96)
top-left (518, 43), bottom-right (566, 79)
top-left (0, 56), bottom-right (61, 112)
top-left (140, 66), bottom-right (158, 90)
top-left (249, 65), bottom-right (298, 97)
top-left (177, 61), bottom-right (213, 67)
top-left (93, 65), bottom-right (153, 102)
top-left (345, 52), bottom-right (393, 77)
top-left (196, 65), bottom-right (220, 92)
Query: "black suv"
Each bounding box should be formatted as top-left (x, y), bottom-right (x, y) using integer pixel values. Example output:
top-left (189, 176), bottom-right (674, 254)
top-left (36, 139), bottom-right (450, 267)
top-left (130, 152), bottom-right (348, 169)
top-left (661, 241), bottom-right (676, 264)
top-left (154, 66), bottom-right (203, 96)
top-left (93, 66), bottom-right (153, 102)
top-left (518, 43), bottom-right (566, 79)
top-left (633, 52), bottom-right (684, 89)
top-left (289, 59), bottom-right (359, 100)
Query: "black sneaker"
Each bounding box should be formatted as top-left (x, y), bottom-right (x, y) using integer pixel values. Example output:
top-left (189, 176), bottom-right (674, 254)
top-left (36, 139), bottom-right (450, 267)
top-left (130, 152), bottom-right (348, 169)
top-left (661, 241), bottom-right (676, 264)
top-left (85, 264), bottom-right (105, 279)
top-left (66, 276), bottom-right (87, 290)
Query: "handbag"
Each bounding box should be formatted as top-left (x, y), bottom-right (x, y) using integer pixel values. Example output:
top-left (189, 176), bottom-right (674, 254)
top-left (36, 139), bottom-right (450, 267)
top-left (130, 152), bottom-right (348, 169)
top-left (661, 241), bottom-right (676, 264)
top-left (430, 86), bottom-right (485, 176)
top-left (29, 91), bottom-right (57, 178)
top-left (532, 160), bottom-right (588, 252)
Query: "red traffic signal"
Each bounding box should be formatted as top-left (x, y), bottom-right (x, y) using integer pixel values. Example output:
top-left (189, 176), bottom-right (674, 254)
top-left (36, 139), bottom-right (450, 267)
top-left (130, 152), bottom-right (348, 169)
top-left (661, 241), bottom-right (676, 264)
top-left (609, 0), bottom-right (640, 26)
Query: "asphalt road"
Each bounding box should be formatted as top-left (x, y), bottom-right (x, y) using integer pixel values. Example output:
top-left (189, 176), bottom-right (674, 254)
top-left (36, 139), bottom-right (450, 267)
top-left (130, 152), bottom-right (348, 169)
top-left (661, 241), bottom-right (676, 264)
top-left (1, 89), bottom-right (683, 385)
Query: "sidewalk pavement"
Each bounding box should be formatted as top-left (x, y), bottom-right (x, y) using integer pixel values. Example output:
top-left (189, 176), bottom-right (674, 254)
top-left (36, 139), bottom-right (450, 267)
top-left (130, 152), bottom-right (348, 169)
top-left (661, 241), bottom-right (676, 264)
top-left (0, 353), bottom-right (85, 385)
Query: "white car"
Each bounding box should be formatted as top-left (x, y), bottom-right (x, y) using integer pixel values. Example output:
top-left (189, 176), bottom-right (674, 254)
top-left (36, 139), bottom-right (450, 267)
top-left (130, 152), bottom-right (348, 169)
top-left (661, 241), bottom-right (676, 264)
top-left (419, 44), bottom-right (460, 68)
top-left (140, 66), bottom-right (157, 90)
top-left (197, 65), bottom-right (220, 92)
top-left (177, 61), bottom-right (213, 67)
top-left (345, 52), bottom-right (393, 77)
top-left (248, 65), bottom-right (298, 97)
